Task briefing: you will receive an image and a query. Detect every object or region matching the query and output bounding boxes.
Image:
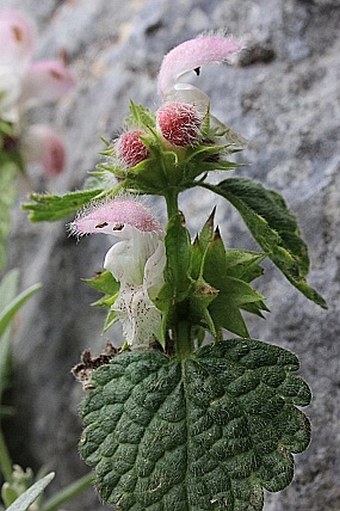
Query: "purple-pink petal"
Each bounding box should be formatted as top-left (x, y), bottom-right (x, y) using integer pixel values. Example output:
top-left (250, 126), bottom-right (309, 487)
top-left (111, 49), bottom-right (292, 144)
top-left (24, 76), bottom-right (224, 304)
top-left (20, 60), bottom-right (75, 103)
top-left (157, 36), bottom-right (243, 97)
top-left (72, 200), bottom-right (162, 237)
top-left (21, 124), bottom-right (66, 177)
top-left (0, 9), bottom-right (35, 65)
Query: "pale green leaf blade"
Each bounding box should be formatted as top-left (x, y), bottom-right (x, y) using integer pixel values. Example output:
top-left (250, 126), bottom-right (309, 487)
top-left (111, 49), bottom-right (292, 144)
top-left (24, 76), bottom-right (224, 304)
top-left (102, 310), bottom-right (118, 333)
top-left (82, 270), bottom-right (119, 295)
top-left (0, 283), bottom-right (42, 338)
top-left (6, 472), bottom-right (55, 511)
top-left (0, 270), bottom-right (19, 311)
top-left (0, 162), bottom-right (17, 271)
top-left (0, 270), bottom-right (19, 399)
top-left (40, 473), bottom-right (93, 511)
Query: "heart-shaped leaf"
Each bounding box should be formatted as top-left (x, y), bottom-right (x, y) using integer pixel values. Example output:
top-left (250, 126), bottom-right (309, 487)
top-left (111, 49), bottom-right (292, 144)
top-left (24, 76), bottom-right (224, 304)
top-left (80, 339), bottom-right (311, 510)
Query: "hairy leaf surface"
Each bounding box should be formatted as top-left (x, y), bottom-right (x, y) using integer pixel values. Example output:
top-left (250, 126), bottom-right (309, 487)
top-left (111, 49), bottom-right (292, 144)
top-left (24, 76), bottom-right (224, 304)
top-left (80, 339), bottom-right (311, 510)
top-left (22, 189), bottom-right (103, 222)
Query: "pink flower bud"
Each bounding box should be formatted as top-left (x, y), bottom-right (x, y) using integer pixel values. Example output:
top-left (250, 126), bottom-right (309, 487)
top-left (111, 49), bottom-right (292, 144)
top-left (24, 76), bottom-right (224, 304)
top-left (0, 9), bottom-right (35, 65)
top-left (158, 35), bottom-right (243, 98)
top-left (70, 199), bottom-right (162, 237)
top-left (21, 124), bottom-right (66, 177)
top-left (20, 60), bottom-right (75, 104)
top-left (116, 130), bottom-right (149, 167)
top-left (157, 102), bottom-right (202, 147)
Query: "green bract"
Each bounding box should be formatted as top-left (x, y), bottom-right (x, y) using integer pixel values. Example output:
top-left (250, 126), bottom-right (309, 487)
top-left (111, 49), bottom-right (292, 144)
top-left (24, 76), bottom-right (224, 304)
top-left (80, 340), bottom-right (311, 510)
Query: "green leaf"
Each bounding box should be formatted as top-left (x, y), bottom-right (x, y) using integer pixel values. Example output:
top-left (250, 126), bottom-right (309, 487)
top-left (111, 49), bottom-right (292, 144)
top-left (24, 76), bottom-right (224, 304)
top-left (0, 283), bottom-right (42, 338)
top-left (0, 270), bottom-right (19, 313)
top-left (156, 214), bottom-right (193, 330)
top-left (40, 473), bottom-right (93, 511)
top-left (210, 277), bottom-right (265, 337)
top-left (191, 209), bottom-right (216, 280)
top-left (0, 162), bottom-right (17, 270)
top-left (0, 270), bottom-right (19, 401)
top-left (224, 250), bottom-right (266, 282)
top-left (210, 115), bottom-right (248, 151)
top-left (1, 483), bottom-right (18, 507)
top-left (102, 310), bottom-right (118, 333)
top-left (22, 189), bottom-right (103, 222)
top-left (188, 279), bottom-right (219, 338)
top-left (200, 229), bottom-right (266, 338)
top-left (83, 271), bottom-right (120, 333)
top-left (190, 214), bottom-right (267, 339)
top-left (155, 214), bottom-right (193, 347)
top-left (6, 472), bottom-right (55, 511)
top-left (0, 275), bottom-right (41, 406)
top-left (80, 339), bottom-right (311, 510)
top-left (202, 177), bottom-right (327, 309)
top-left (83, 271), bottom-right (119, 295)
top-left (127, 101), bottom-right (156, 130)
top-left (0, 277), bottom-right (41, 401)
top-left (123, 150), bottom-right (180, 195)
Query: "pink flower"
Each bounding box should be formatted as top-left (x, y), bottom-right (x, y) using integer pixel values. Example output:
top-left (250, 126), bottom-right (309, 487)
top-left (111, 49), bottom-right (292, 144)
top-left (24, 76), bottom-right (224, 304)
top-left (0, 9), bottom-right (75, 177)
top-left (71, 199), bottom-right (162, 237)
top-left (158, 36), bottom-right (242, 97)
top-left (0, 10), bottom-right (35, 66)
top-left (20, 60), bottom-right (75, 104)
top-left (157, 36), bottom-right (243, 113)
top-left (71, 199), bottom-right (166, 345)
top-left (21, 124), bottom-right (66, 177)
top-left (0, 9), bottom-right (75, 123)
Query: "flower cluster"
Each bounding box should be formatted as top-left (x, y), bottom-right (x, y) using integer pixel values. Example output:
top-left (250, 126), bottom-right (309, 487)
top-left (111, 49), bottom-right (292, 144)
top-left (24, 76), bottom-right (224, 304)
top-left (0, 9), bottom-right (75, 176)
top-left (115, 35), bottom-right (243, 168)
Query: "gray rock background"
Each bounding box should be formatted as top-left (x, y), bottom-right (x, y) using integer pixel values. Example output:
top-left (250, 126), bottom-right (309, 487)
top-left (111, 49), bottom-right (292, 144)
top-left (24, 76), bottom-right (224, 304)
top-left (2, 0), bottom-right (339, 509)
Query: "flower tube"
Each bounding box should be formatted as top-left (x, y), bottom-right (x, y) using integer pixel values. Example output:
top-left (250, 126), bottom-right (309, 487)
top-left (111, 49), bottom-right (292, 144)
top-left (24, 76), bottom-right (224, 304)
top-left (157, 35), bottom-right (243, 113)
top-left (71, 199), bottom-right (166, 345)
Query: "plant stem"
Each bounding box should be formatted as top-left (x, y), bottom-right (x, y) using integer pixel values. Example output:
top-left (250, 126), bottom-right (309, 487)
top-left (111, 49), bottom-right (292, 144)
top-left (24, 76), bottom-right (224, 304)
top-left (40, 472), bottom-right (93, 511)
top-left (165, 190), bottom-right (179, 220)
top-left (175, 320), bottom-right (193, 359)
top-left (165, 190), bottom-right (193, 357)
top-left (0, 427), bottom-right (13, 482)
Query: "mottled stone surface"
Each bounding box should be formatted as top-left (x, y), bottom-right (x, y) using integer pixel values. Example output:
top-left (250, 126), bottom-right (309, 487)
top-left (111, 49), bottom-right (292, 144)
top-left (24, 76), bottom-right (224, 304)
top-left (2, 0), bottom-right (339, 509)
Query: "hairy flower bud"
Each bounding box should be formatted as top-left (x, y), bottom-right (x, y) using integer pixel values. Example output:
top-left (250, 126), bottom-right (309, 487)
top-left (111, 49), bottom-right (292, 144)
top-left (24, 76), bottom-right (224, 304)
top-left (157, 102), bottom-right (202, 147)
top-left (116, 130), bottom-right (149, 167)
